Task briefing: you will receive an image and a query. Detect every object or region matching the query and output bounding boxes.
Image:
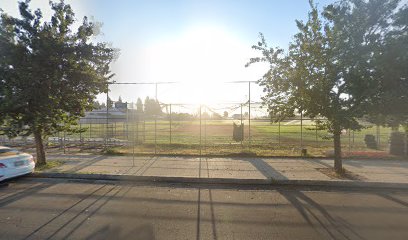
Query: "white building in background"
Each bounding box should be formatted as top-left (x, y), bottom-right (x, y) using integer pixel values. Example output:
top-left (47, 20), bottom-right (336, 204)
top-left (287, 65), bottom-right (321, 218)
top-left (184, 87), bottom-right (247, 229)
top-left (79, 100), bottom-right (132, 124)
top-left (80, 107), bottom-right (127, 124)
top-left (232, 114), bottom-right (242, 120)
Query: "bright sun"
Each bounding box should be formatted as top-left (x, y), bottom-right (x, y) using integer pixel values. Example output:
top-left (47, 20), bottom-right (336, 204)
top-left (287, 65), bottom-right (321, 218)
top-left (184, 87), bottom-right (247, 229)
top-left (140, 25), bottom-right (256, 104)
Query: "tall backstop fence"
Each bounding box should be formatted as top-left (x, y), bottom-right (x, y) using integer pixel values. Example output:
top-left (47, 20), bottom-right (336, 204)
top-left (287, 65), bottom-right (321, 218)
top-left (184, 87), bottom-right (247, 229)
top-left (1, 80), bottom-right (406, 157)
top-left (1, 101), bottom-right (405, 157)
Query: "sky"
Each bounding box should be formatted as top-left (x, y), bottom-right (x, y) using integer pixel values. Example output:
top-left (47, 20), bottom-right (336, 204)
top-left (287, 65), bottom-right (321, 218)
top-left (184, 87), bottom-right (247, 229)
top-left (1, 0), bottom-right (338, 107)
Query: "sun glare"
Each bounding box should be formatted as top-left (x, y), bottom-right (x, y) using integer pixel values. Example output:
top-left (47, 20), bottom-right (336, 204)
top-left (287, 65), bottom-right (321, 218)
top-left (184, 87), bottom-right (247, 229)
top-left (140, 25), bottom-right (252, 104)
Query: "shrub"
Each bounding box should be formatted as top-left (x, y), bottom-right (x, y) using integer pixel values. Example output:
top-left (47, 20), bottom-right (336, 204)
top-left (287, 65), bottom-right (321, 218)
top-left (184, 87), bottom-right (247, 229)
top-left (233, 123), bottom-right (244, 142)
top-left (103, 147), bottom-right (124, 155)
top-left (364, 134), bottom-right (377, 149)
top-left (389, 132), bottom-right (405, 156)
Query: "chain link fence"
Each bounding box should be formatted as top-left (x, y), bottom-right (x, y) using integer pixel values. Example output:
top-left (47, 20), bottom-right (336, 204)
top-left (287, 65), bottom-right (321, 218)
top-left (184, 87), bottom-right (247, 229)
top-left (1, 102), bottom-right (403, 157)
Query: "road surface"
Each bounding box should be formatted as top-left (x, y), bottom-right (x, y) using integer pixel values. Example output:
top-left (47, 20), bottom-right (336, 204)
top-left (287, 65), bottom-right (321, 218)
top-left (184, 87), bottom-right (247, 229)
top-left (0, 177), bottom-right (407, 240)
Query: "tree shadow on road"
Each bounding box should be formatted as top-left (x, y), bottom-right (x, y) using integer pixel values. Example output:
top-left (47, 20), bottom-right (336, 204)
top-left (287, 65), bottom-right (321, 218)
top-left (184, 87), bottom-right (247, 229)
top-left (64, 155), bottom-right (108, 173)
top-left (86, 223), bottom-right (155, 240)
top-left (243, 158), bottom-right (288, 180)
top-left (377, 192), bottom-right (408, 208)
top-left (278, 189), bottom-right (366, 240)
top-left (0, 181), bottom-right (54, 208)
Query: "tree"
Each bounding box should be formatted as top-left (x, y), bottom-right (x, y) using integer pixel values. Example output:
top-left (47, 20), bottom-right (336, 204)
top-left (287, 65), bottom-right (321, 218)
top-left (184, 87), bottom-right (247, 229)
top-left (106, 96), bottom-right (114, 108)
top-left (367, 2), bottom-right (408, 155)
top-left (93, 101), bottom-right (102, 110)
top-left (172, 112), bottom-right (194, 121)
top-left (368, 3), bottom-right (408, 130)
top-left (0, 1), bottom-right (116, 165)
top-left (223, 111), bottom-right (228, 118)
top-left (247, 0), bottom-right (403, 173)
top-left (202, 111), bottom-right (210, 119)
top-left (324, 0), bottom-right (407, 156)
top-left (136, 97), bottom-right (143, 114)
top-left (144, 96), bottom-right (162, 117)
top-left (211, 112), bottom-right (222, 120)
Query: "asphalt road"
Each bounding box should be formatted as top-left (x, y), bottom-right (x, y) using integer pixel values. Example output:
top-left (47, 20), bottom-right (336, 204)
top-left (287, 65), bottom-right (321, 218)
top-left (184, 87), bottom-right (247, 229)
top-left (0, 178), bottom-right (407, 240)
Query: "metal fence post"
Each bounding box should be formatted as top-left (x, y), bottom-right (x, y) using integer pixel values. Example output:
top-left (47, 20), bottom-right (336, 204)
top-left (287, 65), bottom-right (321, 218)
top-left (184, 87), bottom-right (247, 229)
top-left (376, 125), bottom-right (380, 149)
top-left (79, 122), bottom-right (82, 143)
top-left (405, 130), bottom-right (407, 156)
top-left (169, 104), bottom-right (172, 144)
top-left (278, 120), bottom-right (281, 147)
top-left (132, 109), bottom-right (135, 166)
top-left (300, 111), bottom-right (303, 150)
top-left (136, 117), bottom-right (139, 144)
top-left (199, 105), bottom-right (202, 156)
top-left (58, 131), bottom-right (61, 149)
top-left (241, 103), bottom-right (243, 149)
top-left (352, 130), bottom-right (355, 150)
top-left (105, 84), bottom-right (109, 150)
top-left (248, 81), bottom-right (251, 151)
top-left (154, 115), bottom-right (157, 155)
top-left (63, 130), bottom-right (66, 154)
top-left (204, 105), bottom-right (207, 154)
top-left (126, 105), bottom-right (129, 140)
top-left (114, 122), bottom-right (117, 143)
top-left (348, 129), bottom-right (351, 155)
top-left (143, 118), bottom-right (146, 143)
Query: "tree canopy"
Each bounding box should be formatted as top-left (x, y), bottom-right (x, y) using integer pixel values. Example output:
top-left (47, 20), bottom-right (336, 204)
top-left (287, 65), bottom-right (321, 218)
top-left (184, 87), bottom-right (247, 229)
top-left (136, 97), bottom-right (143, 114)
top-left (144, 96), bottom-right (162, 117)
top-left (0, 0), bottom-right (117, 164)
top-left (367, 2), bottom-right (408, 128)
top-left (247, 0), bottom-right (407, 172)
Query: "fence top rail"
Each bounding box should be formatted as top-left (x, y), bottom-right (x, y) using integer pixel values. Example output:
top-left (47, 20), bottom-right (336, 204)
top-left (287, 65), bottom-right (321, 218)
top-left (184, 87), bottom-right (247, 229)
top-left (152, 102), bottom-right (265, 106)
top-left (107, 80), bottom-right (258, 85)
top-left (109, 82), bottom-right (177, 85)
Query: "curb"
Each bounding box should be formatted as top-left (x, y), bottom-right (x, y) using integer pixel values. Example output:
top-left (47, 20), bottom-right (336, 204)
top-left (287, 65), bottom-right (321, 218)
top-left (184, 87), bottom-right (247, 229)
top-left (30, 172), bottom-right (408, 190)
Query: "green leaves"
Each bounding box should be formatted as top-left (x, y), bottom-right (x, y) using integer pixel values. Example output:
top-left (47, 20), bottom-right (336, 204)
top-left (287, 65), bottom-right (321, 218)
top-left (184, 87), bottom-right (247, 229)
top-left (248, 0), bottom-right (407, 168)
top-left (0, 0), bottom-right (117, 137)
top-left (144, 97), bottom-right (162, 117)
top-left (247, 0), bottom-right (406, 133)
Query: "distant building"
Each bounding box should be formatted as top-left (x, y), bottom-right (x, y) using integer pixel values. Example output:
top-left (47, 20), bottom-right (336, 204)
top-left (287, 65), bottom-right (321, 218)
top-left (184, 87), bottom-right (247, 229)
top-left (115, 101), bottom-right (127, 110)
top-left (80, 108), bottom-right (127, 124)
top-left (232, 114), bottom-right (242, 120)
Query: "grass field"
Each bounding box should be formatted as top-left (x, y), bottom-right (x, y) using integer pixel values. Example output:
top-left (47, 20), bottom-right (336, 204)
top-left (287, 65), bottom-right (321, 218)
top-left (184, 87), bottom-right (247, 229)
top-left (48, 118), bottom-right (404, 157)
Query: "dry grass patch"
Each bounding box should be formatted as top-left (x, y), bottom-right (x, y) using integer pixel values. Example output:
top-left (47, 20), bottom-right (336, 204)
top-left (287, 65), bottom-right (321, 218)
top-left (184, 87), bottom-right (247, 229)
top-left (316, 167), bottom-right (366, 181)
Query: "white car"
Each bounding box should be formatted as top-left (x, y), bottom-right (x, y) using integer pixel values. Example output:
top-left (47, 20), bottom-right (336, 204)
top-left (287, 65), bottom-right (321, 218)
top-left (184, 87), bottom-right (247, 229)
top-left (0, 146), bottom-right (35, 181)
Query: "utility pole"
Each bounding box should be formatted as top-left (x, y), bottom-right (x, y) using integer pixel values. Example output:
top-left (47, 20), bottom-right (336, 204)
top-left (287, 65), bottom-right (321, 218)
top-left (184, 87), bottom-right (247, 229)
top-left (204, 105), bottom-right (207, 154)
top-left (300, 111), bottom-right (303, 150)
top-left (169, 104), bottom-right (172, 144)
top-left (155, 82), bottom-right (158, 101)
top-left (105, 83), bottom-right (109, 150)
top-left (241, 103), bottom-right (243, 148)
top-left (154, 115), bottom-right (157, 155)
top-left (199, 105), bottom-right (202, 156)
top-left (248, 81), bottom-right (251, 150)
top-left (132, 108), bottom-right (135, 167)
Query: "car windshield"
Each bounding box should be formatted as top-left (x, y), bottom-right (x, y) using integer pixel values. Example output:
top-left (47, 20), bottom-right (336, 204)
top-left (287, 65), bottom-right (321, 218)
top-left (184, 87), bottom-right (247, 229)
top-left (0, 148), bottom-right (19, 156)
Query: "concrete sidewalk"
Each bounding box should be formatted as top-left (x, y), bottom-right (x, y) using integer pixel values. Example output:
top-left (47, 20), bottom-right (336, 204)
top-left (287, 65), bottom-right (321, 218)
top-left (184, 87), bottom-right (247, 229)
top-left (38, 154), bottom-right (408, 184)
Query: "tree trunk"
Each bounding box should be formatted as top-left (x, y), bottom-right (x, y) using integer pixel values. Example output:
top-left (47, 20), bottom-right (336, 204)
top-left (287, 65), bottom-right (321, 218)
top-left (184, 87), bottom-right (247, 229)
top-left (405, 127), bottom-right (408, 157)
top-left (391, 125), bottom-right (399, 132)
top-left (34, 130), bottom-right (46, 165)
top-left (333, 130), bottom-right (343, 173)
